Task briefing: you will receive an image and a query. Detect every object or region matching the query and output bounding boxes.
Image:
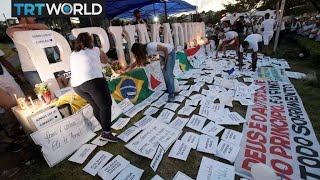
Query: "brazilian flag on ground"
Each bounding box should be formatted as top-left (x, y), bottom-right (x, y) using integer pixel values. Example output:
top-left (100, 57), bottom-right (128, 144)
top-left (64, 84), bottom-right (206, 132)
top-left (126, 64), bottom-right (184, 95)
top-left (176, 52), bottom-right (193, 72)
top-left (108, 68), bottom-right (154, 105)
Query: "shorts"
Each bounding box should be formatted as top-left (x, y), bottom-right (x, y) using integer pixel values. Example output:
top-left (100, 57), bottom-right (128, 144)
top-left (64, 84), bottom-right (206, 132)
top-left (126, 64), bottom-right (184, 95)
top-left (222, 36), bottom-right (239, 48)
top-left (262, 32), bottom-right (274, 45)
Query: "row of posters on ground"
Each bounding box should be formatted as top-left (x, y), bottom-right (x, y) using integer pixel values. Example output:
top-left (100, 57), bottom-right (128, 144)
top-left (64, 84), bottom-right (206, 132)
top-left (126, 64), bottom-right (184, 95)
top-left (30, 48), bottom-right (319, 179)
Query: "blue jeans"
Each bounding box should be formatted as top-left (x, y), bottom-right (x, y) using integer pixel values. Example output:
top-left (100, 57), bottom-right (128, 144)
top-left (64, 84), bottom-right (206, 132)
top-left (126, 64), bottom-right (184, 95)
top-left (160, 51), bottom-right (175, 98)
top-left (23, 71), bottom-right (42, 87)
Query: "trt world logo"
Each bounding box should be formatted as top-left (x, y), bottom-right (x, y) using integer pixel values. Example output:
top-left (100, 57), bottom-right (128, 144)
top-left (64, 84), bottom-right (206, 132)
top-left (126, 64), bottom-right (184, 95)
top-left (12, 0), bottom-right (105, 18)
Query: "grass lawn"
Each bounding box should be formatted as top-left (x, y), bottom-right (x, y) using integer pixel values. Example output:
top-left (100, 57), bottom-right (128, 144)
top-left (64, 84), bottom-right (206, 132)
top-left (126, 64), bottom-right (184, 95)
top-left (18, 37), bottom-right (320, 180)
top-left (0, 43), bottom-right (16, 59)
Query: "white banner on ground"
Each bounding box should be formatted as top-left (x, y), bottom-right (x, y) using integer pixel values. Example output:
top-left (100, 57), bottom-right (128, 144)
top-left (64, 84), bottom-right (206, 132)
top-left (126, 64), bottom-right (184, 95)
top-left (256, 67), bottom-right (290, 83)
top-left (235, 80), bottom-right (320, 180)
top-left (30, 113), bottom-right (96, 167)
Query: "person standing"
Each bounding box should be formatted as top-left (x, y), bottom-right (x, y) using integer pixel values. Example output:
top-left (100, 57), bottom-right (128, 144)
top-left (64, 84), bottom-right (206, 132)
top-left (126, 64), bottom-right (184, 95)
top-left (215, 31), bottom-right (239, 58)
top-left (132, 9), bottom-right (146, 25)
top-left (70, 33), bottom-right (118, 142)
top-left (233, 16), bottom-right (245, 42)
top-left (239, 34), bottom-right (263, 71)
top-left (0, 49), bottom-right (26, 153)
top-left (6, 17), bottom-right (49, 87)
top-left (261, 13), bottom-right (276, 55)
top-left (130, 42), bottom-right (175, 102)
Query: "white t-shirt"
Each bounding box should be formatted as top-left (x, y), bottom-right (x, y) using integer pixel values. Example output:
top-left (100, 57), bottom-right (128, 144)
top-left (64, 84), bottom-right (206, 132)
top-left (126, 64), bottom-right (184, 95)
top-left (261, 19), bottom-right (276, 33)
top-left (70, 47), bottom-right (103, 87)
top-left (219, 31), bottom-right (238, 45)
top-left (13, 39), bottom-right (36, 72)
top-left (146, 42), bottom-right (174, 57)
top-left (240, 34), bottom-right (262, 52)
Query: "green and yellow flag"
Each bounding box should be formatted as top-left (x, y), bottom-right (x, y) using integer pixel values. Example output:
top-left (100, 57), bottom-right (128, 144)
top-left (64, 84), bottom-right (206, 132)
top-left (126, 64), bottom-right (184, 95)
top-left (176, 52), bottom-right (193, 72)
top-left (108, 68), bottom-right (154, 105)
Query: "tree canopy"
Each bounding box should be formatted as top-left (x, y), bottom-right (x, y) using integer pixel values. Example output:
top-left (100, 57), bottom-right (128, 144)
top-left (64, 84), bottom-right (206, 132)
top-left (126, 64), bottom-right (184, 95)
top-left (223, 0), bottom-right (319, 15)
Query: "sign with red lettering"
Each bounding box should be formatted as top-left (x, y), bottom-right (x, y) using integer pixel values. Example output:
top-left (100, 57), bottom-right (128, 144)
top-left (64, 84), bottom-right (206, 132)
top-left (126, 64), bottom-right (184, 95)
top-left (235, 80), bottom-right (320, 180)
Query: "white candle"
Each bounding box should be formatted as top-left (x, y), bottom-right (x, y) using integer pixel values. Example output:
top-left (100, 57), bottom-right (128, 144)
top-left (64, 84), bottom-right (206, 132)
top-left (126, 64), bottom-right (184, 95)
top-left (14, 94), bottom-right (18, 105)
top-left (28, 97), bottom-right (35, 108)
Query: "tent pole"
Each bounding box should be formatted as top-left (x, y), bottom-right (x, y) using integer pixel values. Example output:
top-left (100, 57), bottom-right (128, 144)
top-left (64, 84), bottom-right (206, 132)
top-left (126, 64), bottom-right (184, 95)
top-left (164, 0), bottom-right (168, 22)
top-left (273, 0), bottom-right (286, 54)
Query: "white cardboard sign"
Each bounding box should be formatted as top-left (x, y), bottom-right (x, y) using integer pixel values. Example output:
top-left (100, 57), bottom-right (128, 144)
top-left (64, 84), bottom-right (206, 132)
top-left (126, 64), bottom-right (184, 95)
top-left (68, 144), bottom-right (97, 164)
top-left (30, 107), bottom-right (62, 130)
top-left (30, 113), bottom-right (96, 167)
top-left (83, 150), bottom-right (113, 176)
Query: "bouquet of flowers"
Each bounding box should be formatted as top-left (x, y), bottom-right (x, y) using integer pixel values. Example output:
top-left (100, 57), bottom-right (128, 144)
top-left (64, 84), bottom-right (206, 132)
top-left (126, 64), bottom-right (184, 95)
top-left (35, 82), bottom-right (52, 103)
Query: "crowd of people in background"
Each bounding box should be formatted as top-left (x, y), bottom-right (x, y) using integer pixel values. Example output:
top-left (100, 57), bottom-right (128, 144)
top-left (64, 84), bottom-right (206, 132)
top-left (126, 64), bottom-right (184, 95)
top-left (206, 14), bottom-right (320, 46)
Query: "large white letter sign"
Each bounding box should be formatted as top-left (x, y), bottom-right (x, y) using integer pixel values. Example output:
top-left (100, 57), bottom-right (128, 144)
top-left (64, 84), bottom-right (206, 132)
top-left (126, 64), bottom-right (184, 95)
top-left (151, 23), bottom-right (161, 42)
top-left (182, 23), bottom-right (190, 47)
top-left (172, 23), bottom-right (185, 50)
top-left (135, 24), bottom-right (150, 44)
top-left (14, 30), bottom-right (71, 92)
top-left (188, 23), bottom-right (195, 42)
top-left (200, 22), bottom-right (207, 42)
top-left (123, 25), bottom-right (136, 65)
top-left (163, 23), bottom-right (174, 46)
top-left (108, 26), bottom-right (127, 68)
top-left (72, 27), bottom-right (110, 53)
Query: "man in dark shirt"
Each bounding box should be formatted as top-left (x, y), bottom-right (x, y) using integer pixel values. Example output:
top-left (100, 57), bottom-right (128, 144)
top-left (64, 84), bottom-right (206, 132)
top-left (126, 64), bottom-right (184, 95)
top-left (233, 16), bottom-right (245, 42)
top-left (133, 9), bottom-right (146, 25)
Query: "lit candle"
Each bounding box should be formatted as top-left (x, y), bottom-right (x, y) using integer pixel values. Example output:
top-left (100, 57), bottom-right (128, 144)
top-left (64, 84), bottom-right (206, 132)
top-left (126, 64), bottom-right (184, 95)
top-left (14, 94), bottom-right (18, 105)
top-left (28, 97), bottom-right (35, 108)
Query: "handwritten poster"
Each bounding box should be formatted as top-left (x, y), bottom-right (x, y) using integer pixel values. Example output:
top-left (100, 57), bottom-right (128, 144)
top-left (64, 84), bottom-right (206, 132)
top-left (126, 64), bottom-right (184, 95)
top-left (30, 113), bottom-right (96, 167)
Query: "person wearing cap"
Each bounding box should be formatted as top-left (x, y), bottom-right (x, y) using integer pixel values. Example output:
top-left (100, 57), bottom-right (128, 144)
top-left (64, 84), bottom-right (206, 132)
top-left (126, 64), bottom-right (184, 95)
top-left (239, 34), bottom-right (263, 71)
top-left (133, 9), bottom-right (146, 25)
top-left (215, 31), bottom-right (239, 58)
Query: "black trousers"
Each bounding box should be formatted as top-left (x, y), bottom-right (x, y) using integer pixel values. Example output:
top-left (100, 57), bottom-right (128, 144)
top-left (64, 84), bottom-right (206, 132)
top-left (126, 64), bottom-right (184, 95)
top-left (74, 78), bottom-right (112, 131)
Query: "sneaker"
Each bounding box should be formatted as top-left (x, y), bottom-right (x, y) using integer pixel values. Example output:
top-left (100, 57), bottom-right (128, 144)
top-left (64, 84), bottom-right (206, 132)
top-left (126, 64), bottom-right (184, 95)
top-left (168, 96), bottom-right (175, 102)
top-left (100, 132), bottom-right (119, 143)
top-left (5, 143), bottom-right (23, 152)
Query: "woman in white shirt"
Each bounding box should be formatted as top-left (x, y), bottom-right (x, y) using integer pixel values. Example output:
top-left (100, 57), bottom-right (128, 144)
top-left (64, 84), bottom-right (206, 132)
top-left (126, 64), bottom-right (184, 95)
top-left (70, 32), bottom-right (118, 142)
top-left (127, 42), bottom-right (175, 102)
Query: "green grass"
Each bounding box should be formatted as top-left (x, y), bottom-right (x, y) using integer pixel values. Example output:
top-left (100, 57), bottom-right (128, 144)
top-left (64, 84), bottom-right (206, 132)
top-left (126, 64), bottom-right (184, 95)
top-left (0, 43), bottom-right (16, 59)
top-left (19, 37), bottom-right (320, 180)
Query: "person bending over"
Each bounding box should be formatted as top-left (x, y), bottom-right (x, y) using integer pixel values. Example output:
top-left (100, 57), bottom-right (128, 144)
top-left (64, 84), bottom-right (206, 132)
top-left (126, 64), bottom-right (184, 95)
top-left (129, 42), bottom-right (175, 102)
top-left (70, 32), bottom-right (118, 142)
top-left (215, 31), bottom-right (239, 58)
top-left (239, 34), bottom-right (263, 71)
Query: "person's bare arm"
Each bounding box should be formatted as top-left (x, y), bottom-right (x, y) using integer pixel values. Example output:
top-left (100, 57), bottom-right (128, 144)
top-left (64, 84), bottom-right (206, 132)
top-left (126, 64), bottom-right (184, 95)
top-left (0, 56), bottom-right (25, 82)
top-left (6, 23), bottom-right (49, 38)
top-left (156, 44), bottom-right (169, 67)
top-left (0, 87), bottom-right (16, 110)
top-left (121, 62), bottom-right (137, 74)
top-left (99, 49), bottom-right (108, 64)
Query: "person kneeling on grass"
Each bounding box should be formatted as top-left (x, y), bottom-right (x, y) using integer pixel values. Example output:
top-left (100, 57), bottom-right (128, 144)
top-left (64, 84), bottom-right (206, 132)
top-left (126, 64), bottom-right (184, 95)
top-left (70, 32), bottom-right (118, 142)
top-left (124, 42), bottom-right (175, 102)
top-left (215, 31), bottom-right (240, 58)
top-left (239, 34), bottom-right (263, 71)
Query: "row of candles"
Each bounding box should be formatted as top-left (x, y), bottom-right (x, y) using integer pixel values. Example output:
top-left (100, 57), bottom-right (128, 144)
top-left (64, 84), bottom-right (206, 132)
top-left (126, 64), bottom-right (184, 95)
top-left (13, 94), bottom-right (46, 112)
